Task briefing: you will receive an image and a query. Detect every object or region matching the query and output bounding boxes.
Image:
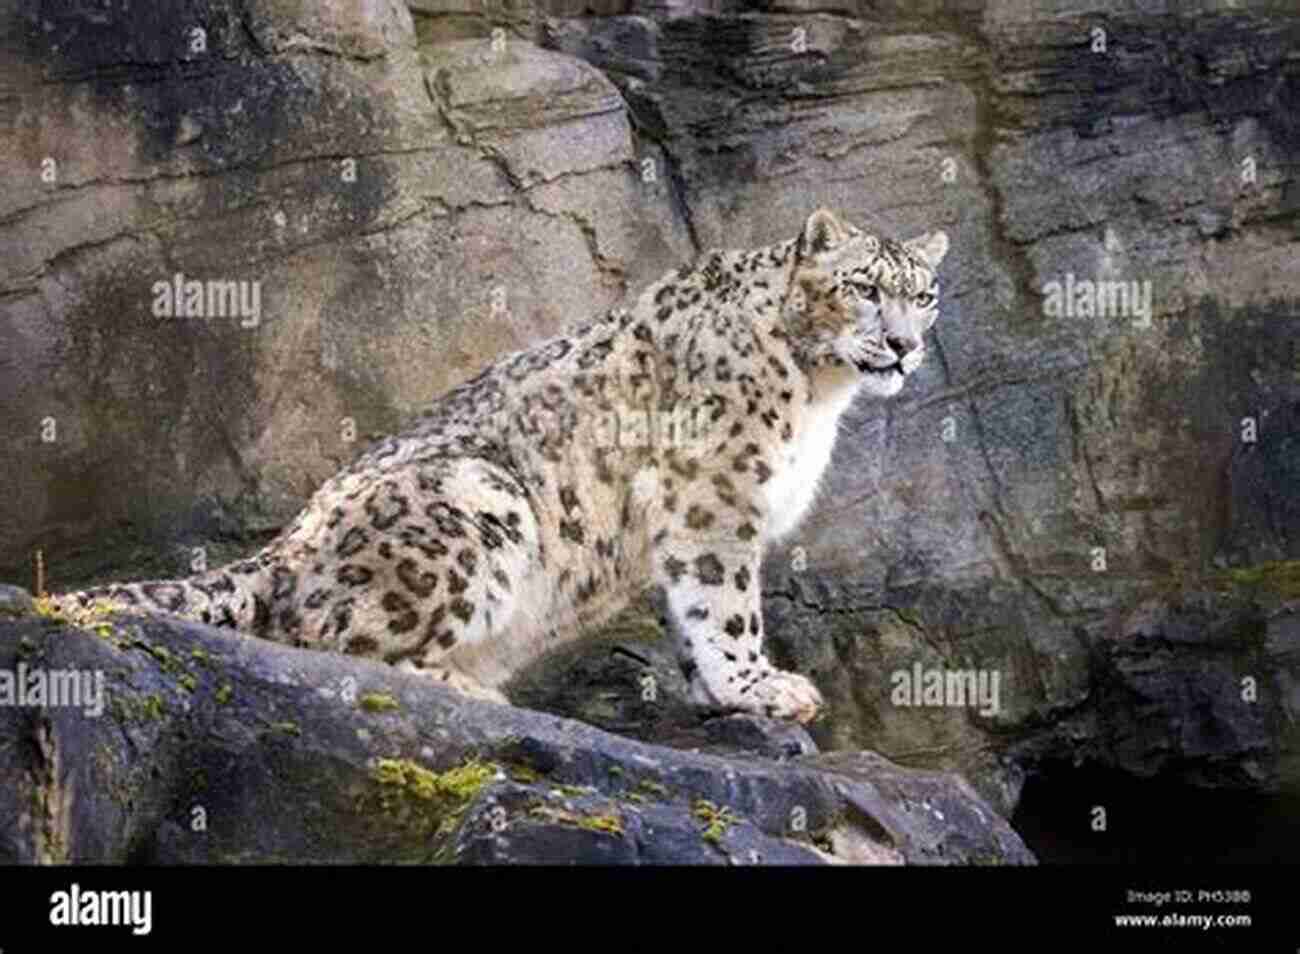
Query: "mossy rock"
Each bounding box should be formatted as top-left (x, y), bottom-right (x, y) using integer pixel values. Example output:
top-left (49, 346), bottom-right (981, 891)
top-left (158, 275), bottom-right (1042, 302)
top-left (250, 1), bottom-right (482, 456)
top-left (526, 801), bottom-right (625, 836)
top-left (359, 757), bottom-right (501, 858)
top-left (691, 798), bottom-right (738, 846)
top-left (1208, 560), bottom-right (1300, 600)
top-left (359, 692), bottom-right (400, 713)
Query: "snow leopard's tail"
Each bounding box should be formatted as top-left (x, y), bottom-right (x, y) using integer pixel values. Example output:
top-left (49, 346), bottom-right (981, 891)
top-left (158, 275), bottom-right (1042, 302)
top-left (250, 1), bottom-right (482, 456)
top-left (44, 552), bottom-right (288, 639)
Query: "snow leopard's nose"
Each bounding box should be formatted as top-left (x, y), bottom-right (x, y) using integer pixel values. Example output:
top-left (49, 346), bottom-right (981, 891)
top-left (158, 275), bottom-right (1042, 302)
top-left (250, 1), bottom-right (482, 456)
top-left (886, 334), bottom-right (920, 360)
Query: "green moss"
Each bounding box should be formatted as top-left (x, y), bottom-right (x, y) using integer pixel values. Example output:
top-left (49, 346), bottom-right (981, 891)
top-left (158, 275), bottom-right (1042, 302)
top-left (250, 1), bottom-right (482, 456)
top-left (136, 640), bottom-right (180, 670)
top-left (527, 802), bottom-right (625, 836)
top-left (578, 812), bottom-right (625, 835)
top-left (691, 799), bottom-right (737, 846)
top-left (137, 693), bottom-right (166, 721)
top-left (1210, 560), bottom-right (1300, 599)
top-left (31, 596), bottom-right (132, 647)
top-left (607, 765), bottom-right (624, 778)
top-left (267, 721), bottom-right (300, 737)
top-left (215, 683), bottom-right (233, 705)
top-left (363, 757), bottom-right (500, 844)
top-left (128, 637), bottom-right (199, 689)
top-left (381, 758), bottom-right (494, 804)
top-left (529, 804), bottom-right (581, 825)
top-left (508, 764), bottom-right (542, 784)
top-left (893, 607), bottom-right (925, 629)
top-left (637, 778), bottom-right (670, 799)
top-left (436, 761), bottom-right (498, 801)
top-left (359, 692), bottom-right (401, 713)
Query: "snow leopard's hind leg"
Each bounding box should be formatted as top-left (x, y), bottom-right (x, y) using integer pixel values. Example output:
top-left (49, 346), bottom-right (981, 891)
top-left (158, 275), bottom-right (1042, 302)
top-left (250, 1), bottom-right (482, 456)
top-left (317, 455), bottom-right (547, 705)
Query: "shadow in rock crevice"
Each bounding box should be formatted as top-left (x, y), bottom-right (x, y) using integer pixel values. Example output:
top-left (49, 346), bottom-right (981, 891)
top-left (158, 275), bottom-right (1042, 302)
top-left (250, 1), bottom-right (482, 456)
top-left (1011, 760), bottom-right (1300, 864)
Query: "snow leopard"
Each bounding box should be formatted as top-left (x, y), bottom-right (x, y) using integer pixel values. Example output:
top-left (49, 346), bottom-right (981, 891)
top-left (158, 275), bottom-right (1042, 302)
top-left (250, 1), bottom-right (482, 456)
top-left (47, 208), bottom-right (949, 723)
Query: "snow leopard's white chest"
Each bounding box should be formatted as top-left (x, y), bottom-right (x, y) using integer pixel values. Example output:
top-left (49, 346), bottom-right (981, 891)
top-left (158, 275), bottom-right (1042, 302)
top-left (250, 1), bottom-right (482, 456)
top-left (761, 384), bottom-right (861, 543)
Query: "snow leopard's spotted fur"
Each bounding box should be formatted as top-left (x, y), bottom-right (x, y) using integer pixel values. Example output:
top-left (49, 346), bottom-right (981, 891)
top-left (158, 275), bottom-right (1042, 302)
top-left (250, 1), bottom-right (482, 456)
top-left (50, 209), bottom-right (949, 723)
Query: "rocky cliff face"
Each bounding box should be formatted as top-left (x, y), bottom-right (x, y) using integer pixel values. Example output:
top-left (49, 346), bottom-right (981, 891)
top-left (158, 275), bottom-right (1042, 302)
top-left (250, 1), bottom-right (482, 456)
top-left (1, 0), bottom-right (1297, 828)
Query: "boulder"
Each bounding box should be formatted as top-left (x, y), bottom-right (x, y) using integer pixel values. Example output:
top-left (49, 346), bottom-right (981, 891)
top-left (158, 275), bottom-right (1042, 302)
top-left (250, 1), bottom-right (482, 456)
top-left (0, 606), bottom-right (1033, 864)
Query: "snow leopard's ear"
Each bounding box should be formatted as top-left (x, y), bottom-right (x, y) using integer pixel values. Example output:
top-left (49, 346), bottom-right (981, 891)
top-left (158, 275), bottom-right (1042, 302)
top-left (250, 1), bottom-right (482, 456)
top-left (904, 230), bottom-right (949, 269)
top-left (802, 208), bottom-right (850, 257)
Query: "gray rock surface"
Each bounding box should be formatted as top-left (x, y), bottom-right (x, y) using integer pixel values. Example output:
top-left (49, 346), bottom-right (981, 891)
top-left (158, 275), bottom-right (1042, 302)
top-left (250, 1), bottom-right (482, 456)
top-left (1, 0), bottom-right (1297, 821)
top-left (0, 585), bottom-right (36, 619)
top-left (0, 609), bottom-right (1033, 864)
top-left (1006, 572), bottom-right (1300, 792)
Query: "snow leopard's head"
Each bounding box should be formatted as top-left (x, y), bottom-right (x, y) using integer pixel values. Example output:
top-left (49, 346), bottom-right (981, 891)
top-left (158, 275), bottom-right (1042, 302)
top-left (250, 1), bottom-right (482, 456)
top-left (782, 208), bottom-right (949, 398)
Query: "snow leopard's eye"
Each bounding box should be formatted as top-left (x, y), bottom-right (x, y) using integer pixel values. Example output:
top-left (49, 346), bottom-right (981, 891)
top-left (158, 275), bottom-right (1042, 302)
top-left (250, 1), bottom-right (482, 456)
top-left (850, 281), bottom-right (879, 303)
top-left (914, 291), bottom-right (936, 308)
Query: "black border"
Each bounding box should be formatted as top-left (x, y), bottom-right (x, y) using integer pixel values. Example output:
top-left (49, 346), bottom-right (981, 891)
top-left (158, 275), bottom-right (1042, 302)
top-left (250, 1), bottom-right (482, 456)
top-left (1, 865), bottom-right (1293, 950)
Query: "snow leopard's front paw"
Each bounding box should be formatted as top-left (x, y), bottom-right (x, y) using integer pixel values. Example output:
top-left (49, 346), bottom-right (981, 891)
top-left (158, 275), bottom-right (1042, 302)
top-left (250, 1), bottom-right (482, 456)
top-left (694, 668), bottom-right (823, 724)
top-left (743, 670), bottom-right (823, 724)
